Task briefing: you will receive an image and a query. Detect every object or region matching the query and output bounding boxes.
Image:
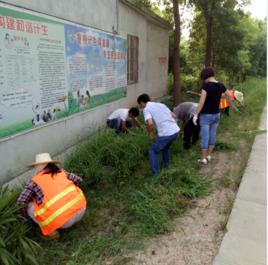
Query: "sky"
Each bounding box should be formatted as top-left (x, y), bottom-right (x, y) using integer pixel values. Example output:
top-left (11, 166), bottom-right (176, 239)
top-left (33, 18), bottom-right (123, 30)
top-left (244, 0), bottom-right (267, 20)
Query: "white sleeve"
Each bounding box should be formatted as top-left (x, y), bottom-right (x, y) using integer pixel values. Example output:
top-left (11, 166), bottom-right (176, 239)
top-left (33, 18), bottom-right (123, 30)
top-left (143, 108), bottom-right (152, 121)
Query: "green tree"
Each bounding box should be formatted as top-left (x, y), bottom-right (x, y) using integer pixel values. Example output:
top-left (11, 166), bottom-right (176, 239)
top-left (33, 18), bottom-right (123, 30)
top-left (188, 0), bottom-right (250, 69)
top-left (188, 0), bottom-right (219, 67)
top-left (244, 18), bottom-right (267, 77)
top-left (188, 0), bottom-right (259, 83)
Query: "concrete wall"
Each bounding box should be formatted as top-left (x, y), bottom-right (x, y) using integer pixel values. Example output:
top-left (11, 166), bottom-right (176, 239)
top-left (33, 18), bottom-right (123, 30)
top-left (0, 0), bottom-right (170, 185)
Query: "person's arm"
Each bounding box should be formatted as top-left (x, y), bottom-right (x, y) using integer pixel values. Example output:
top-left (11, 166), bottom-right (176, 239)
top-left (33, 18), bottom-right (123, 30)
top-left (171, 111), bottom-right (177, 120)
top-left (143, 107), bottom-right (154, 139)
top-left (67, 172), bottom-right (83, 187)
top-left (193, 89), bottom-right (207, 125)
top-left (146, 118), bottom-right (154, 139)
top-left (194, 89), bottom-right (207, 116)
top-left (132, 117), bottom-right (144, 129)
top-left (17, 181), bottom-right (37, 218)
top-left (120, 120), bottom-right (129, 133)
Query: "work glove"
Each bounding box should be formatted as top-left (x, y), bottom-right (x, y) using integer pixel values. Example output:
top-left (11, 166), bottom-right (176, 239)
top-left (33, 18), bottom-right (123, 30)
top-left (193, 114), bottom-right (198, 126)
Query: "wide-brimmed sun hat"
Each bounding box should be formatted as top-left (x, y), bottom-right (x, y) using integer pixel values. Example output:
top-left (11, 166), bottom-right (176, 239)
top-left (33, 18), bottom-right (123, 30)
top-left (234, 90), bottom-right (244, 104)
top-left (28, 153), bottom-right (60, 167)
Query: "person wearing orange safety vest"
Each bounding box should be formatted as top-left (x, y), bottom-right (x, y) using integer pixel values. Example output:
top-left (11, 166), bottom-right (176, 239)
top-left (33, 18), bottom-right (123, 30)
top-left (17, 153), bottom-right (87, 240)
top-left (219, 88), bottom-right (236, 116)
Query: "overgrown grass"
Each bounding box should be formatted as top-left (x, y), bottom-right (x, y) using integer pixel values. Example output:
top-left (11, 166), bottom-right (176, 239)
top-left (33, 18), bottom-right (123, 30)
top-left (37, 77), bottom-right (267, 264)
top-left (2, 77), bottom-right (265, 265)
top-left (37, 128), bottom-right (212, 264)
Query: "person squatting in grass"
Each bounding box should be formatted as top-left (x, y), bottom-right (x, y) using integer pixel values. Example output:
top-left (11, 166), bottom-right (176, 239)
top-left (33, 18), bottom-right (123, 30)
top-left (137, 93), bottom-right (180, 175)
top-left (173, 102), bottom-right (200, 150)
top-left (193, 67), bottom-right (227, 165)
top-left (17, 153), bottom-right (87, 240)
top-left (106, 107), bottom-right (143, 134)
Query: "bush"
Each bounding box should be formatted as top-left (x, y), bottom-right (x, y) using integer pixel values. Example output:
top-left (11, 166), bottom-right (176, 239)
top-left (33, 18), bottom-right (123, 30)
top-left (167, 73), bottom-right (200, 96)
top-left (0, 187), bottom-right (40, 265)
top-left (181, 74), bottom-right (200, 93)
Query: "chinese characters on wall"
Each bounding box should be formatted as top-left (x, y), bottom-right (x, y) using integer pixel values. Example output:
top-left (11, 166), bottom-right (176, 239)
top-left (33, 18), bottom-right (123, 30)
top-left (0, 4), bottom-right (127, 138)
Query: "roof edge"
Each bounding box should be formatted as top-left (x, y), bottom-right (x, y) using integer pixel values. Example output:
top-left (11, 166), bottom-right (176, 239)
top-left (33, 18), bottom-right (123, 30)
top-left (119, 0), bottom-right (172, 30)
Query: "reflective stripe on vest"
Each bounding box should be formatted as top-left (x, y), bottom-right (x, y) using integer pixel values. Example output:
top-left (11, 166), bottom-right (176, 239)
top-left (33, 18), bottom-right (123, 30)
top-left (32, 170), bottom-right (86, 235)
top-left (34, 185), bottom-right (76, 217)
top-left (38, 191), bottom-right (84, 227)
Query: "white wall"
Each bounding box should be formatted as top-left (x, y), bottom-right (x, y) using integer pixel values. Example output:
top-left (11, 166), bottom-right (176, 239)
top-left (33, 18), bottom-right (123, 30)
top-left (0, 0), bottom-right (169, 185)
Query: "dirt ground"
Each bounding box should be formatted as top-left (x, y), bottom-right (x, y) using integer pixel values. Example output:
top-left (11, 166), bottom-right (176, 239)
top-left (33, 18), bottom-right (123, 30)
top-left (127, 150), bottom-right (242, 265)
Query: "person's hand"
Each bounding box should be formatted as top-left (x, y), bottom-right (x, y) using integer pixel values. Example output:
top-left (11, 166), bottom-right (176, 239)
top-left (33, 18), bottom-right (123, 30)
top-left (193, 114), bottom-right (198, 126)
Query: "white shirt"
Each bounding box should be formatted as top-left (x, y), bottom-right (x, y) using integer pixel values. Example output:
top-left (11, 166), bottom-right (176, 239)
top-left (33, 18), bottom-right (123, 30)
top-left (143, 102), bottom-right (180, 137)
top-left (108, 108), bottom-right (129, 121)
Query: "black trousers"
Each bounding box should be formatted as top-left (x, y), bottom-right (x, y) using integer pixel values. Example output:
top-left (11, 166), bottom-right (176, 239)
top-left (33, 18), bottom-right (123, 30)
top-left (221, 106), bottom-right (230, 116)
top-left (183, 117), bottom-right (200, 149)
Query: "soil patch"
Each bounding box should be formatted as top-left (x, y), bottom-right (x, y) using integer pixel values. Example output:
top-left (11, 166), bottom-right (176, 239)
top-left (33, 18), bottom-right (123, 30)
top-left (127, 141), bottom-right (246, 265)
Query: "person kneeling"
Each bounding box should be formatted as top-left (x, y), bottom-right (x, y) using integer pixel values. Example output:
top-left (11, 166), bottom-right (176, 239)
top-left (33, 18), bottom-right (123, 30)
top-left (107, 107), bottom-right (142, 134)
top-left (17, 153), bottom-right (87, 240)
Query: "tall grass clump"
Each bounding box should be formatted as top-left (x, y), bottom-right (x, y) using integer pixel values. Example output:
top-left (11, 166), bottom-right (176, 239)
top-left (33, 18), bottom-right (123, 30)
top-left (0, 187), bottom-right (40, 265)
top-left (129, 166), bottom-right (212, 235)
top-left (64, 129), bottom-right (151, 189)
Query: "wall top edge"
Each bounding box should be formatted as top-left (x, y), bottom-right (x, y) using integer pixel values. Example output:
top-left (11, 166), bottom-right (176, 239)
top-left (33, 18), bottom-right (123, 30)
top-left (120, 0), bottom-right (172, 30)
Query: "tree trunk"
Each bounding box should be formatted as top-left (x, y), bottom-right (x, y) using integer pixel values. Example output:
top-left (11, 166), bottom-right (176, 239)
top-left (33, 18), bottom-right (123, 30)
top-left (172, 0), bottom-right (181, 105)
top-left (205, 15), bottom-right (213, 67)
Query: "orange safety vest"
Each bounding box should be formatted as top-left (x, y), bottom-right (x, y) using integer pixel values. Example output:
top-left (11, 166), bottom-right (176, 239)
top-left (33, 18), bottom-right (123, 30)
top-left (228, 89), bottom-right (236, 101)
top-left (32, 170), bottom-right (87, 235)
top-left (219, 98), bottom-right (230, 109)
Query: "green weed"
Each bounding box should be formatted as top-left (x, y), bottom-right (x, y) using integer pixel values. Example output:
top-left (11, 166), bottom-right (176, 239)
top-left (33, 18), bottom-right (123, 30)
top-left (4, 77), bottom-right (265, 265)
top-left (219, 200), bottom-right (234, 232)
top-left (217, 176), bottom-right (232, 188)
top-left (0, 187), bottom-right (40, 265)
top-left (214, 140), bottom-right (237, 151)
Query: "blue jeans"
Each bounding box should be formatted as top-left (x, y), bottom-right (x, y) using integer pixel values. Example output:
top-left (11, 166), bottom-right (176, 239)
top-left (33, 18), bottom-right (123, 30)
top-left (199, 113), bottom-right (220, 149)
top-left (149, 132), bottom-right (179, 175)
top-left (107, 118), bottom-right (132, 134)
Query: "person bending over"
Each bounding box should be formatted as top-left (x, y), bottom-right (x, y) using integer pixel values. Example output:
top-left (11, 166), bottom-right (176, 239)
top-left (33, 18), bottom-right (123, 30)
top-left (17, 153), bottom-right (87, 240)
top-left (137, 94), bottom-right (180, 175)
top-left (173, 102), bottom-right (200, 149)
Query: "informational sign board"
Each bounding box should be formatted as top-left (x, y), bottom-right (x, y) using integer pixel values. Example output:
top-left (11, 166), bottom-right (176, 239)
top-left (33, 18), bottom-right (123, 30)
top-left (0, 3), bottom-right (127, 138)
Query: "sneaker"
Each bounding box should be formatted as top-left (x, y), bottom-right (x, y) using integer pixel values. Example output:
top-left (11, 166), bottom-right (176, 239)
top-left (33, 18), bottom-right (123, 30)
top-left (206, 155), bottom-right (211, 162)
top-left (41, 231), bottom-right (60, 241)
top-left (198, 158), bottom-right (208, 165)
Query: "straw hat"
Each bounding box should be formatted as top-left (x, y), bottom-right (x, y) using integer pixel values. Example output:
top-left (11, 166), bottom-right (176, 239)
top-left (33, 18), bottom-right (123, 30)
top-left (28, 153), bottom-right (60, 167)
top-left (234, 90), bottom-right (244, 104)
